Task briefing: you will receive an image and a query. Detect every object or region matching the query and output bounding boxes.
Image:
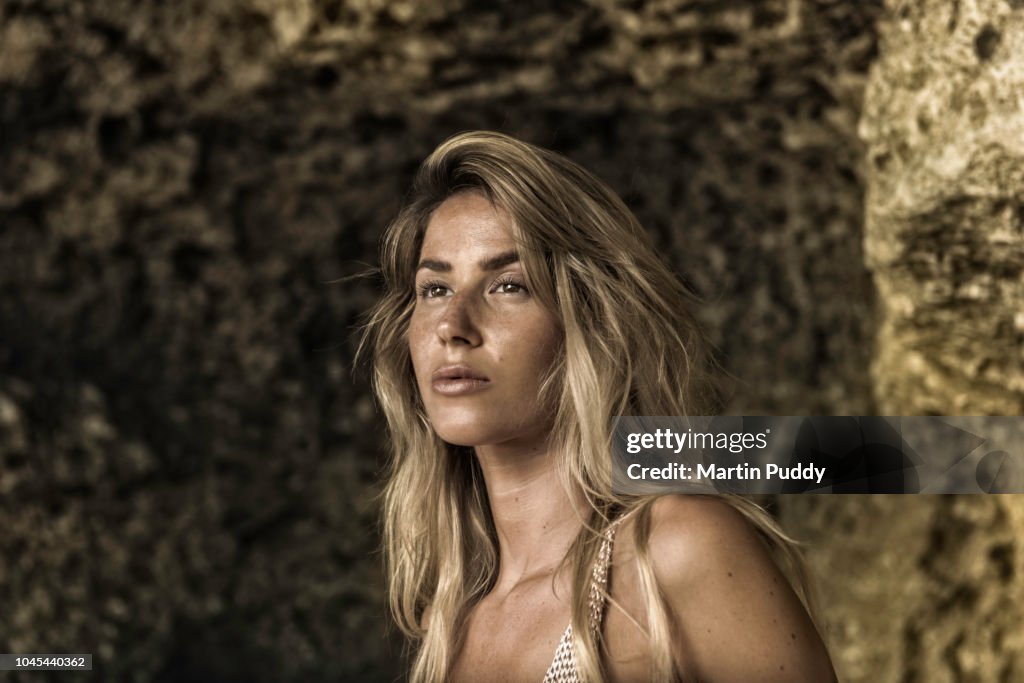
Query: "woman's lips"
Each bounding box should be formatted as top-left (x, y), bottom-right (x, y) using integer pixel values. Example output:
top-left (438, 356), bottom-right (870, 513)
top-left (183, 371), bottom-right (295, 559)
top-left (431, 377), bottom-right (491, 395)
top-left (431, 364), bottom-right (491, 395)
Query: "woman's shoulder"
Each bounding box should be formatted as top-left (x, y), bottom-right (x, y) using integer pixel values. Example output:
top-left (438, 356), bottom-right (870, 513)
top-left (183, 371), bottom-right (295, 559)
top-left (612, 495), bottom-right (765, 584)
top-left (626, 495), bottom-right (770, 586)
top-left (608, 495), bottom-right (836, 683)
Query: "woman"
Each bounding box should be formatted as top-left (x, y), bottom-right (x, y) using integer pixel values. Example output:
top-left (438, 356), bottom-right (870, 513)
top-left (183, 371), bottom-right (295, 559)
top-left (360, 131), bottom-right (836, 682)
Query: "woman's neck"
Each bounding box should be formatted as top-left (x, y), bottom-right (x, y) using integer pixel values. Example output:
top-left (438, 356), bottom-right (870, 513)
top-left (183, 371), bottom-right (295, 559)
top-left (474, 438), bottom-right (587, 597)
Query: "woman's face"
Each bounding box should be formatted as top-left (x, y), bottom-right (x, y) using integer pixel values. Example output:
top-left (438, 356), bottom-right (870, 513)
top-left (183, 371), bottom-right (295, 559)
top-left (408, 191), bottom-right (561, 448)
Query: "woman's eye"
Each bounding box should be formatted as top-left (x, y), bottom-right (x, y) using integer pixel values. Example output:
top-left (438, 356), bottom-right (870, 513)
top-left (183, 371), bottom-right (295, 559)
top-left (417, 282), bottom-right (449, 298)
top-left (493, 280), bottom-right (527, 295)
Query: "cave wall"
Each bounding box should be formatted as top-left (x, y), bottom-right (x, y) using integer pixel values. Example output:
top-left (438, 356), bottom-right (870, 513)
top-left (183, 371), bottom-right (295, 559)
top-left (862, 0), bottom-right (1024, 416)
top-left (780, 2), bottom-right (1024, 682)
top-left (1, 1), bottom-right (1020, 681)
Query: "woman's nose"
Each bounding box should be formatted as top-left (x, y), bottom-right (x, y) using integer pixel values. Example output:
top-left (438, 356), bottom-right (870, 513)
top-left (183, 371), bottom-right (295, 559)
top-left (436, 292), bottom-right (482, 347)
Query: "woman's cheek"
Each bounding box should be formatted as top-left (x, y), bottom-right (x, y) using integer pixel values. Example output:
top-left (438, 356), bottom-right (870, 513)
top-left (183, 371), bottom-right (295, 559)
top-left (407, 316), bottom-right (431, 384)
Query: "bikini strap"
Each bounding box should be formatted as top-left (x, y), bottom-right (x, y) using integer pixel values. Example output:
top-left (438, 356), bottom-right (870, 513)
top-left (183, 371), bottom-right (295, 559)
top-left (541, 517), bottom-right (624, 683)
top-left (586, 517), bottom-right (621, 638)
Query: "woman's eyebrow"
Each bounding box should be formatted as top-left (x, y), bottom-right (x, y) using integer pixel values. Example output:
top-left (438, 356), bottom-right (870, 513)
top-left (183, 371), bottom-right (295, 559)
top-left (415, 251), bottom-right (520, 273)
top-left (416, 258), bottom-right (450, 273)
top-left (479, 251), bottom-right (519, 271)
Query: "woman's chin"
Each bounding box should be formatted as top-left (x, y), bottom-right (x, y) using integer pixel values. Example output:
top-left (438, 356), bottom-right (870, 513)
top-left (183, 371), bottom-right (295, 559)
top-left (433, 426), bottom-right (492, 448)
top-left (425, 408), bottom-right (495, 447)
top-left (429, 418), bottom-right (514, 449)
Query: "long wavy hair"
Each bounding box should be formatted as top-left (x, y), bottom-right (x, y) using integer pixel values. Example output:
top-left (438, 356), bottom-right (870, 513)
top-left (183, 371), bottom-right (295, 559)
top-left (358, 131), bottom-right (817, 682)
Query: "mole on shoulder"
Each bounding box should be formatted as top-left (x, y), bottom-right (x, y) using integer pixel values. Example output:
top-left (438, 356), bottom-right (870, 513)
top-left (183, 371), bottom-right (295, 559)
top-left (727, 571), bottom-right (733, 577)
top-left (791, 632), bottom-right (796, 640)
top-left (779, 664), bottom-right (785, 671)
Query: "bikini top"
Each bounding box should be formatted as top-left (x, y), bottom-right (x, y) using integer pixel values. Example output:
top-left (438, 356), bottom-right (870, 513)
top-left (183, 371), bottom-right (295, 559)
top-left (541, 518), bottom-right (621, 683)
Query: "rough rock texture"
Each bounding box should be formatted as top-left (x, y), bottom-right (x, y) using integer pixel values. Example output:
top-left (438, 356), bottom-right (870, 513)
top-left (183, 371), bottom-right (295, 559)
top-left (780, 495), bottom-right (1024, 683)
top-left (2, 1), bottom-right (1020, 682)
top-left (861, 0), bottom-right (1024, 415)
top-left (780, 3), bottom-right (1024, 683)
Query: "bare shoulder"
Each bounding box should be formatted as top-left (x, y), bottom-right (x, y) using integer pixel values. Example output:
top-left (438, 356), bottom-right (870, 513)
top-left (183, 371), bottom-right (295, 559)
top-left (642, 494), bottom-right (766, 579)
top-left (616, 495), bottom-right (837, 683)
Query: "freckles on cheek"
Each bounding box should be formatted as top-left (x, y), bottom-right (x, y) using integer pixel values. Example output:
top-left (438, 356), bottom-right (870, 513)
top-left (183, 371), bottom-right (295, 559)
top-left (405, 327), bottom-right (426, 380)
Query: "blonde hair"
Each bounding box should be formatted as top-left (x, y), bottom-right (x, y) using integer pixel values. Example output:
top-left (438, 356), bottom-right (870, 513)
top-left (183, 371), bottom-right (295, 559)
top-left (358, 131), bottom-right (817, 682)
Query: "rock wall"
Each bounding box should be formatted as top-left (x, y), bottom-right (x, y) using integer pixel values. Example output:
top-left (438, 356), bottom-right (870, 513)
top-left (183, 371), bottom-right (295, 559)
top-left (781, 2), bottom-right (1024, 682)
top-left (861, 0), bottom-right (1024, 416)
top-left (1, 1), bottom-right (1020, 682)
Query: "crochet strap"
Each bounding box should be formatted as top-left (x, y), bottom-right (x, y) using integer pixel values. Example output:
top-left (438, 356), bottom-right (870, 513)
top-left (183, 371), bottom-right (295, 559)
top-left (541, 518), bottom-right (621, 683)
